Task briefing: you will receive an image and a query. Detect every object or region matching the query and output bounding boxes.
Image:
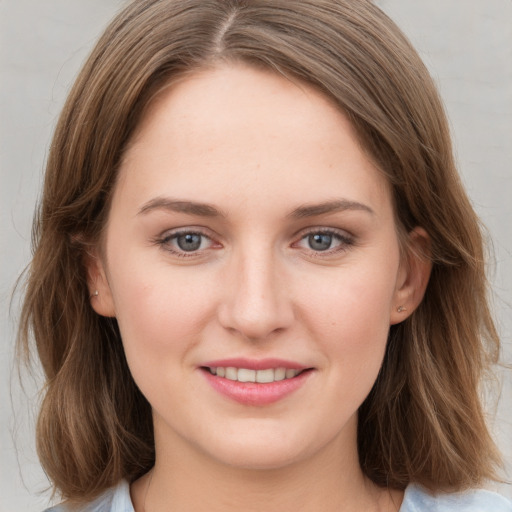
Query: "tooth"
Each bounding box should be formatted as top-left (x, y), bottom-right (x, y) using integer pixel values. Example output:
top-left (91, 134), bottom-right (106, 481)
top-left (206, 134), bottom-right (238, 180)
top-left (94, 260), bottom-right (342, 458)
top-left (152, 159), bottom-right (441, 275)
top-left (225, 367), bottom-right (238, 380)
top-left (213, 366), bottom-right (301, 382)
top-left (274, 368), bottom-right (286, 381)
top-left (256, 369), bottom-right (275, 383)
top-left (237, 368), bottom-right (256, 382)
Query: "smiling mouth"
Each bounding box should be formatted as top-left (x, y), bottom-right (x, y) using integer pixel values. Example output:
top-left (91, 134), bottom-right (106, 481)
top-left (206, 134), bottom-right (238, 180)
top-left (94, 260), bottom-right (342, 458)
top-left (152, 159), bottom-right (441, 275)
top-left (204, 367), bottom-right (307, 383)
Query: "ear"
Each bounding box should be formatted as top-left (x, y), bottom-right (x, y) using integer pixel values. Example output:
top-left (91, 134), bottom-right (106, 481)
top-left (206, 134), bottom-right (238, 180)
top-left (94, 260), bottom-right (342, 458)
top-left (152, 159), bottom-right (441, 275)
top-left (390, 227), bottom-right (432, 325)
top-left (84, 247), bottom-right (116, 318)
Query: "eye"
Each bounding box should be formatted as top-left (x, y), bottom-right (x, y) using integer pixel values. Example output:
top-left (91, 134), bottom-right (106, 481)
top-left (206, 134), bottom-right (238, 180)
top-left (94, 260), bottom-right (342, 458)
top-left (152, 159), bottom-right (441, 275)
top-left (294, 229), bottom-right (354, 254)
top-left (155, 229), bottom-right (218, 256)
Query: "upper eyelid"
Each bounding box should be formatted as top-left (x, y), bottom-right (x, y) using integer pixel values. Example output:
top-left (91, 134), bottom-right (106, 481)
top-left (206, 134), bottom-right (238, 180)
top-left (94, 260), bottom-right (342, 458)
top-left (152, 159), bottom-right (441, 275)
top-left (158, 226), bottom-right (216, 240)
top-left (154, 227), bottom-right (217, 250)
top-left (293, 225), bottom-right (354, 239)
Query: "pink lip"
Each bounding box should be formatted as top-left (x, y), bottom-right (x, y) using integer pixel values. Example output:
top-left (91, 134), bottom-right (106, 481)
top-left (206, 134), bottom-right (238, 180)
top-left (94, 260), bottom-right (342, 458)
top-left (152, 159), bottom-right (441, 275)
top-left (199, 359), bottom-right (313, 406)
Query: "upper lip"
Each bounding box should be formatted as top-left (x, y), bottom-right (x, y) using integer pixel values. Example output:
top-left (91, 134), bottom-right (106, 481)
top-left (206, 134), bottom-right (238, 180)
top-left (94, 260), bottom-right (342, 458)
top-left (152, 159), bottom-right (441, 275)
top-left (200, 358), bottom-right (310, 371)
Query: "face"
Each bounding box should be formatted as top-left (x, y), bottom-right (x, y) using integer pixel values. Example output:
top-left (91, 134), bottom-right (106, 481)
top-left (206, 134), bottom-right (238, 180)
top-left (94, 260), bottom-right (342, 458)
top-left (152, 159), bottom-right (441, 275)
top-left (90, 65), bottom-right (427, 471)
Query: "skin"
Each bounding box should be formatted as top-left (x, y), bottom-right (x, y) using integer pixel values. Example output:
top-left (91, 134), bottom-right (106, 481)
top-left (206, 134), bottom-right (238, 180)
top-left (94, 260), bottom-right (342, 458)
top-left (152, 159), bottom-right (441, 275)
top-left (88, 64), bottom-right (431, 512)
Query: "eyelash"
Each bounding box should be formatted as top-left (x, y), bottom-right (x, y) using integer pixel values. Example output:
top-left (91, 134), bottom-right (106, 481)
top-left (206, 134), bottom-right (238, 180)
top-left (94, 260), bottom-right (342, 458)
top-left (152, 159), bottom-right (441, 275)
top-left (153, 227), bottom-right (355, 258)
top-left (293, 228), bottom-right (354, 257)
top-left (153, 228), bottom-right (217, 258)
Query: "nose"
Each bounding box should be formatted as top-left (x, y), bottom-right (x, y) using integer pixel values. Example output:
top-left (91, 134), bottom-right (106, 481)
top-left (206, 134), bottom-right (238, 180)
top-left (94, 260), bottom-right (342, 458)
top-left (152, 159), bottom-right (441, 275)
top-left (217, 247), bottom-right (295, 341)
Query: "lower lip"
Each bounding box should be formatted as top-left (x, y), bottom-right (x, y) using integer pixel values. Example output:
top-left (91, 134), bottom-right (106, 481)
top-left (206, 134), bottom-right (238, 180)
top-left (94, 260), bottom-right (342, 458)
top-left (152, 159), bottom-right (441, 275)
top-left (201, 369), bottom-right (312, 406)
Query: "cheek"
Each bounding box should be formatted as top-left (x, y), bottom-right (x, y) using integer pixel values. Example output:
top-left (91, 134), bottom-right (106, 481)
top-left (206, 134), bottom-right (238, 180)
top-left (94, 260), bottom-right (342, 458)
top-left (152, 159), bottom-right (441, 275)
top-left (107, 264), bottom-right (221, 409)
top-left (296, 259), bottom-right (398, 364)
top-left (106, 256), bottom-right (217, 363)
top-left (302, 263), bottom-right (396, 321)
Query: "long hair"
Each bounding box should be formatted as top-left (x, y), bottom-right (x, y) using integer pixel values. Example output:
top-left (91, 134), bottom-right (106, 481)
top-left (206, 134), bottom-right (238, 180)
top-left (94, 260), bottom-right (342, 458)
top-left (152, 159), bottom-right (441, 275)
top-left (18, 0), bottom-right (501, 502)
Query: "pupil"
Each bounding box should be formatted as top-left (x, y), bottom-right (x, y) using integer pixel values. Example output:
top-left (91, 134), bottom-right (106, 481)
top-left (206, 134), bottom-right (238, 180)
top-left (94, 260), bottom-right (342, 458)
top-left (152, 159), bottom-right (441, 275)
top-left (177, 233), bottom-right (202, 251)
top-left (309, 233), bottom-right (332, 251)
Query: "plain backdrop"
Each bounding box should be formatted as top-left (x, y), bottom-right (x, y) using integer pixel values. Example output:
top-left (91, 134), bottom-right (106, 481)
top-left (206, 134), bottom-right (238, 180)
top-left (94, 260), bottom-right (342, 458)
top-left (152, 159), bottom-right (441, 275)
top-left (1, 1), bottom-right (511, 510)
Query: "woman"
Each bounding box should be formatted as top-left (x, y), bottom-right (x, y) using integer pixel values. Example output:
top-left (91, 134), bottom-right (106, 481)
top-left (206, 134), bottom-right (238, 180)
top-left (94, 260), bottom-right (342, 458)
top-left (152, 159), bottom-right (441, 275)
top-left (18, 0), bottom-right (511, 510)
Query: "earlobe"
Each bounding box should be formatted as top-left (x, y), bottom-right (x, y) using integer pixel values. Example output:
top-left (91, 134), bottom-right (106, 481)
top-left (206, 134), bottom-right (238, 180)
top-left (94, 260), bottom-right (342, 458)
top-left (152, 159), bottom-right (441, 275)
top-left (390, 227), bottom-right (432, 325)
top-left (84, 248), bottom-right (116, 318)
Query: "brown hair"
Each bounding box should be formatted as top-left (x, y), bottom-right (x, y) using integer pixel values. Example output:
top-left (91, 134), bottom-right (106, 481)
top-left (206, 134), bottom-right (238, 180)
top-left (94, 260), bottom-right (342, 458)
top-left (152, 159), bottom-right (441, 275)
top-left (18, 0), bottom-right (501, 502)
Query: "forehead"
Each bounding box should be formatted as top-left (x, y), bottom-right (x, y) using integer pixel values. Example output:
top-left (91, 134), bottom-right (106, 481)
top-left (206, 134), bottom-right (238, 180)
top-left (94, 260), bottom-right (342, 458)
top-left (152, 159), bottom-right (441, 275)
top-left (115, 64), bottom-right (392, 218)
top-left (132, 66), bottom-right (348, 141)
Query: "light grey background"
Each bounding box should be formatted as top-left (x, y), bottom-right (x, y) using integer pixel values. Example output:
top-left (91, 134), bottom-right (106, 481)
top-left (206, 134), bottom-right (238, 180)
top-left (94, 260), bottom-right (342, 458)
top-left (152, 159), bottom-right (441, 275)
top-left (1, 1), bottom-right (511, 510)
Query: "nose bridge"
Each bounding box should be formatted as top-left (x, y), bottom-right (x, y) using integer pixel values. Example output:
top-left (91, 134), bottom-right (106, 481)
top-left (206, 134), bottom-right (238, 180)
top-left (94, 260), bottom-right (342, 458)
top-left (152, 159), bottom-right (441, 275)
top-left (219, 240), bottom-right (293, 340)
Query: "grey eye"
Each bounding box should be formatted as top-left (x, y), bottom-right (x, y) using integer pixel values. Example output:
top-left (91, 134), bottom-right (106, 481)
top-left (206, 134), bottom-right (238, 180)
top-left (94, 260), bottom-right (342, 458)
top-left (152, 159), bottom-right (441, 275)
top-left (308, 233), bottom-right (333, 251)
top-left (176, 233), bottom-right (203, 251)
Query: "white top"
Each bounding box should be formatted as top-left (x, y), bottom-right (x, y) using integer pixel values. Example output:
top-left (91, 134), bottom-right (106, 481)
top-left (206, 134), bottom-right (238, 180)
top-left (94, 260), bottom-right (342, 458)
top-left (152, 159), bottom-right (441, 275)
top-left (44, 479), bottom-right (512, 511)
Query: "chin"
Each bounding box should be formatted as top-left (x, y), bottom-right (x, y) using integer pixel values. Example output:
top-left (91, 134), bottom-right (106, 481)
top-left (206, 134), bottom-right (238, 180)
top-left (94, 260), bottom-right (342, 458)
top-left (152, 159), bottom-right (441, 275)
top-left (194, 422), bottom-right (342, 471)
top-left (208, 443), bottom-right (306, 471)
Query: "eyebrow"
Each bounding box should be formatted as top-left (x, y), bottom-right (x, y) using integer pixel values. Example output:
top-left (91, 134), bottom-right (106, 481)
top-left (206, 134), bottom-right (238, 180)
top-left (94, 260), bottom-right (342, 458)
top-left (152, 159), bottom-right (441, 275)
top-left (138, 197), bottom-right (225, 217)
top-left (288, 199), bottom-right (374, 219)
top-left (138, 196), bottom-right (374, 219)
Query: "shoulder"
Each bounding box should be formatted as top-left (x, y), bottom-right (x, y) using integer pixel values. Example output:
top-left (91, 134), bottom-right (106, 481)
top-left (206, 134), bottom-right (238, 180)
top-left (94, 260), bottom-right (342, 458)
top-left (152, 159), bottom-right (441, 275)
top-left (42, 480), bottom-right (134, 512)
top-left (400, 483), bottom-right (512, 512)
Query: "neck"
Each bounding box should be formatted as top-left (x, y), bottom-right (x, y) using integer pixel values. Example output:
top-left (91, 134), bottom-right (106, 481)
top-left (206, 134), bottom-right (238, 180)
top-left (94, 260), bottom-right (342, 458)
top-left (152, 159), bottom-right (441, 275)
top-left (131, 420), bottom-right (402, 512)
